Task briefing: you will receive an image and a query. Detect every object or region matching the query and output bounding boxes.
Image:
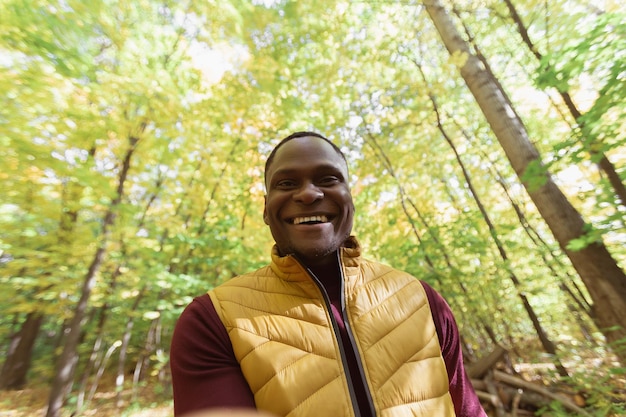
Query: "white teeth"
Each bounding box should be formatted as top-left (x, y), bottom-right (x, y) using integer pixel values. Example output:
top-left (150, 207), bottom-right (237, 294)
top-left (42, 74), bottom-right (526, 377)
top-left (293, 215), bottom-right (328, 225)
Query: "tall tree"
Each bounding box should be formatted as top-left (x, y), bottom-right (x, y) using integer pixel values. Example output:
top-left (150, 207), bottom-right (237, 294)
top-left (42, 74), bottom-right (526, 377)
top-left (423, 0), bottom-right (626, 360)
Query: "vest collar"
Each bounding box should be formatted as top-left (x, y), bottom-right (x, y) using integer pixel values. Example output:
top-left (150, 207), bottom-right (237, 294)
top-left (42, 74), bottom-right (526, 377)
top-left (270, 236), bottom-right (361, 282)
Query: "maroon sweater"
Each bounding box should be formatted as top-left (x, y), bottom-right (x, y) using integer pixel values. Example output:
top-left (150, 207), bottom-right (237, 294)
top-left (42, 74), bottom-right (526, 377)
top-left (170, 279), bottom-right (486, 417)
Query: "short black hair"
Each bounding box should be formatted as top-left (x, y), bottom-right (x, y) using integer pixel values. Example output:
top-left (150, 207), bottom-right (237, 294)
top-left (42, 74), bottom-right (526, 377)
top-left (264, 131), bottom-right (348, 185)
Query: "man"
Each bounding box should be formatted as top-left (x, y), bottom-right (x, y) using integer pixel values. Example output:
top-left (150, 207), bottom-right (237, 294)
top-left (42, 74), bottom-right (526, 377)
top-left (170, 132), bottom-right (486, 417)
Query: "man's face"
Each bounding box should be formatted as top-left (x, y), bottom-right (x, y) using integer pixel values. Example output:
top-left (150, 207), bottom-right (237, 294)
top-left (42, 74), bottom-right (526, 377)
top-left (264, 136), bottom-right (354, 266)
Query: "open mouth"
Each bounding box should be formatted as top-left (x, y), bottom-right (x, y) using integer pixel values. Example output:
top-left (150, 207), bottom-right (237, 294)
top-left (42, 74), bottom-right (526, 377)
top-left (291, 215), bottom-right (329, 225)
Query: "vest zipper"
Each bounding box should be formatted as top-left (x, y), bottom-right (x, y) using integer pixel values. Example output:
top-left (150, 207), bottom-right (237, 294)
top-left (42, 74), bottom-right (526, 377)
top-left (298, 252), bottom-right (377, 417)
top-left (336, 251), bottom-right (377, 417)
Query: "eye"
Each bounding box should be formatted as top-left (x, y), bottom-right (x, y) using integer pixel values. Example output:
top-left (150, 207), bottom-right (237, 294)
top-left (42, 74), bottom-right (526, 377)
top-left (275, 179), bottom-right (297, 189)
top-left (318, 176), bottom-right (340, 186)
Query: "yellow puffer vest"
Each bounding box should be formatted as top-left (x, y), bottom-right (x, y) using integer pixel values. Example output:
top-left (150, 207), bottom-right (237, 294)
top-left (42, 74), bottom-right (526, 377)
top-left (209, 238), bottom-right (455, 417)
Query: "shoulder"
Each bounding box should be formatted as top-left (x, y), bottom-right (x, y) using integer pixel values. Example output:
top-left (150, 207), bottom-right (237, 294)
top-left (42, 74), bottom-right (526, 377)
top-left (359, 258), bottom-right (421, 283)
top-left (212, 265), bottom-right (275, 290)
top-left (420, 280), bottom-right (452, 314)
top-left (171, 294), bottom-right (237, 362)
top-left (172, 294), bottom-right (224, 340)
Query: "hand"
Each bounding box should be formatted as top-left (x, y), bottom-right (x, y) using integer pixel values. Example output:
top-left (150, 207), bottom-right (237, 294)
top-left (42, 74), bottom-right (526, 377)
top-left (181, 408), bottom-right (278, 417)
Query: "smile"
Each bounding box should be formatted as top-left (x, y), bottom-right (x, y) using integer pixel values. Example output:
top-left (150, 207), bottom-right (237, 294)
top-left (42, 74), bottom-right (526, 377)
top-left (292, 215), bottom-right (329, 225)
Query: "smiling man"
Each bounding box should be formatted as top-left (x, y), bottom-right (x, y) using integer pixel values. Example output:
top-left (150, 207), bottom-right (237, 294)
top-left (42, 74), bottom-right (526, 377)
top-left (170, 132), bottom-right (486, 417)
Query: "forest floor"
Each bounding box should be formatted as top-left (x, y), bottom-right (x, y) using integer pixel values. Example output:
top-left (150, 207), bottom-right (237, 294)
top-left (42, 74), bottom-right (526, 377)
top-left (1, 355), bottom-right (625, 417)
top-left (0, 382), bottom-right (173, 417)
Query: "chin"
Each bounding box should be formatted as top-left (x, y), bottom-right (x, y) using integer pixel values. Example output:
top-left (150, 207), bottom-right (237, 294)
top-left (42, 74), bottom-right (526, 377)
top-left (294, 246), bottom-right (337, 262)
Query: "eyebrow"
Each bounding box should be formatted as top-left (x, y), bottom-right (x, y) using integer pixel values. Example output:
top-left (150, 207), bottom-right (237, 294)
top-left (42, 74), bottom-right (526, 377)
top-left (270, 164), bottom-right (347, 179)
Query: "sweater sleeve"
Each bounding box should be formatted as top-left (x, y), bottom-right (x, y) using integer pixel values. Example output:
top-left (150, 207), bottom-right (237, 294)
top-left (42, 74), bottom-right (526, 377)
top-left (421, 281), bottom-right (487, 417)
top-left (170, 294), bottom-right (256, 416)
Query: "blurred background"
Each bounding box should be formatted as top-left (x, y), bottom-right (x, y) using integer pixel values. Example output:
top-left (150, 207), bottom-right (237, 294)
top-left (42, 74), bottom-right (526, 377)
top-left (0, 0), bottom-right (624, 416)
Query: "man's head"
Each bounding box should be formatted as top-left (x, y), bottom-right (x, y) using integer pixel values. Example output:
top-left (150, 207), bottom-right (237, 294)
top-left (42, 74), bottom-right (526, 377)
top-left (263, 132), bottom-right (354, 266)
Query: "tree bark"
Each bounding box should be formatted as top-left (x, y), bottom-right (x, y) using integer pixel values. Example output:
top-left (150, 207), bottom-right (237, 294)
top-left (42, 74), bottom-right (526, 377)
top-left (423, 0), bottom-right (626, 361)
top-left (0, 313), bottom-right (44, 390)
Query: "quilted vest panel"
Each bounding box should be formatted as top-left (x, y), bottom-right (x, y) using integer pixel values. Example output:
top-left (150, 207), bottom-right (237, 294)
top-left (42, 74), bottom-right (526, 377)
top-left (209, 244), bottom-right (455, 417)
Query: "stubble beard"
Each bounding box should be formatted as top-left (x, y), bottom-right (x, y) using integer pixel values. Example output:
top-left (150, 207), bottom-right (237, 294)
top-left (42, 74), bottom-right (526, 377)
top-left (288, 231), bottom-right (351, 264)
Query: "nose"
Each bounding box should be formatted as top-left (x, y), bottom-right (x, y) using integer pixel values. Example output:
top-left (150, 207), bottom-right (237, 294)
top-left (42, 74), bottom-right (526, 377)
top-left (293, 182), bottom-right (323, 204)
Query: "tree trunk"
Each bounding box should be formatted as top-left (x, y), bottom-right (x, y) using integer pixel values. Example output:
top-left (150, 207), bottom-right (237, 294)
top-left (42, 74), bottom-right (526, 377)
top-left (465, 133), bottom-right (597, 342)
top-left (45, 133), bottom-right (141, 417)
top-left (423, 0), bottom-right (626, 361)
top-left (132, 315), bottom-right (159, 393)
top-left (115, 286), bottom-right (147, 407)
top-left (86, 342), bottom-right (119, 405)
top-left (0, 313), bottom-right (44, 390)
top-left (421, 70), bottom-right (568, 375)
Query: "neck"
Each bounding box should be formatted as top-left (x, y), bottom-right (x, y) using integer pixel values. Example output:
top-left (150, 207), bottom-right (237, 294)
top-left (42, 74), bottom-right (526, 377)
top-left (305, 252), bottom-right (341, 282)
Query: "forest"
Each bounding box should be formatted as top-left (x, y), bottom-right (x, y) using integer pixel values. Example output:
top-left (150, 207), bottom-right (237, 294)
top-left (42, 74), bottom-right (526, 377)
top-left (0, 0), bottom-right (625, 416)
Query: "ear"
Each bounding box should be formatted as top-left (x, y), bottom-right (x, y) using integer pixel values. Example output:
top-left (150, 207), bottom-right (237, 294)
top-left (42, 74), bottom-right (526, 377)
top-left (263, 196), bottom-right (269, 225)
